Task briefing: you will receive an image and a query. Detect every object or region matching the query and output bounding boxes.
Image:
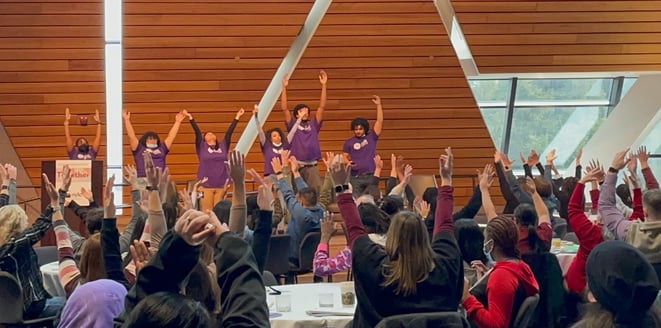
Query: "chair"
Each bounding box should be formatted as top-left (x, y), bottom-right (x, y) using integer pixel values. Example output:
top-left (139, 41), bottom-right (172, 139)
top-left (262, 271), bottom-right (278, 287)
top-left (407, 175), bottom-right (438, 199)
top-left (522, 252), bottom-right (568, 328)
top-left (552, 222), bottom-right (568, 239)
top-left (289, 231), bottom-right (321, 283)
top-left (264, 235), bottom-right (291, 282)
top-left (511, 294), bottom-right (540, 328)
top-left (562, 232), bottom-right (578, 244)
top-left (375, 311), bottom-right (469, 328)
top-left (33, 246), bottom-right (57, 266)
top-left (0, 272), bottom-right (56, 327)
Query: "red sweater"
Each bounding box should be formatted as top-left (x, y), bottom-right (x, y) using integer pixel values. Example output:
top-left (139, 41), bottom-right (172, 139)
top-left (463, 261), bottom-right (539, 328)
top-left (565, 183), bottom-right (603, 294)
top-left (589, 187), bottom-right (644, 221)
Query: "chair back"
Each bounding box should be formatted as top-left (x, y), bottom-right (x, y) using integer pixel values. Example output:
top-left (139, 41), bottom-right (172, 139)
top-left (34, 246), bottom-right (58, 266)
top-left (0, 271), bottom-right (24, 324)
top-left (262, 271), bottom-right (278, 286)
top-left (264, 235), bottom-right (291, 276)
top-left (553, 222), bottom-right (568, 239)
top-left (521, 252), bottom-right (568, 327)
top-left (512, 294), bottom-right (540, 328)
top-left (407, 175), bottom-right (437, 199)
top-left (375, 311), bottom-right (469, 328)
top-left (562, 232), bottom-right (578, 244)
top-left (297, 232), bottom-right (321, 272)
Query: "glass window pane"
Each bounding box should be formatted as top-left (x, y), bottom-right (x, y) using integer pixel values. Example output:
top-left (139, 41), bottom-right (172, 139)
top-left (641, 118), bottom-right (661, 154)
top-left (620, 77), bottom-right (637, 100)
top-left (479, 107), bottom-right (506, 149)
top-left (469, 79), bottom-right (511, 106)
top-left (515, 79), bottom-right (612, 104)
top-left (508, 106), bottom-right (609, 170)
top-left (647, 159), bottom-right (661, 181)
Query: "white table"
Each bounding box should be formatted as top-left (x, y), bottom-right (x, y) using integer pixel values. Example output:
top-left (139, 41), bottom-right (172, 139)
top-left (40, 261), bottom-right (66, 297)
top-left (269, 283), bottom-right (355, 328)
top-left (552, 252), bottom-right (577, 275)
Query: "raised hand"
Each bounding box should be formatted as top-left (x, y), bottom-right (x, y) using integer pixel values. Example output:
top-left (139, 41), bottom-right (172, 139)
top-left (575, 148), bottom-right (583, 166)
top-left (182, 109), bottom-right (192, 120)
top-left (527, 150), bottom-right (540, 166)
top-left (129, 240), bottom-right (151, 276)
top-left (104, 175), bottom-right (116, 218)
top-left (206, 210), bottom-right (229, 248)
top-left (123, 165), bottom-right (138, 190)
top-left (193, 177), bottom-right (208, 192)
top-left (371, 95), bottom-right (381, 105)
top-left (319, 70), bottom-right (328, 85)
top-left (178, 189), bottom-right (193, 212)
top-left (271, 157), bottom-right (284, 175)
top-left (320, 212), bottom-right (335, 243)
top-left (403, 164), bottom-right (413, 185)
top-left (374, 154), bottom-right (383, 170)
top-left (289, 156), bottom-right (299, 175)
top-left (175, 110), bottom-right (186, 122)
top-left (175, 210), bottom-right (216, 247)
top-left (322, 151), bottom-right (335, 171)
top-left (627, 151), bottom-right (638, 173)
top-left (439, 147), bottom-right (453, 180)
top-left (252, 105), bottom-right (259, 117)
top-left (158, 167), bottom-right (171, 200)
top-left (638, 146), bottom-right (650, 169)
top-left (42, 173), bottom-right (59, 206)
top-left (611, 148), bottom-right (630, 171)
top-left (280, 149), bottom-right (291, 165)
top-left (257, 184), bottom-right (274, 211)
top-left (330, 161), bottom-right (351, 187)
top-left (227, 150), bottom-right (245, 182)
top-left (122, 110), bottom-right (131, 121)
top-left (545, 148), bottom-right (557, 165)
top-left (478, 163), bottom-right (495, 190)
top-left (282, 73), bottom-right (290, 88)
top-left (500, 152), bottom-right (515, 171)
top-left (627, 170), bottom-right (640, 189)
top-left (0, 165), bottom-right (7, 186)
top-left (235, 108), bottom-right (246, 120)
top-left (93, 109), bottom-right (100, 123)
top-left (61, 165), bottom-right (72, 192)
top-left (581, 166), bottom-right (604, 184)
top-left (5, 164), bottom-right (17, 181)
top-left (80, 187), bottom-right (94, 202)
top-left (144, 152), bottom-right (161, 189)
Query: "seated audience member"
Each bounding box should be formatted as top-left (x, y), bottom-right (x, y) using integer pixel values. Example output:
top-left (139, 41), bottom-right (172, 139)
top-left (334, 148), bottom-right (463, 328)
top-left (272, 152), bottom-right (323, 268)
top-left (462, 216), bottom-right (540, 328)
top-left (313, 213), bottom-right (351, 278)
top-left (56, 279), bottom-right (127, 328)
top-left (600, 148), bottom-right (661, 281)
top-left (64, 107), bottom-right (101, 160)
top-left (454, 219), bottom-right (489, 287)
top-left (515, 177), bottom-right (553, 254)
top-left (359, 202), bottom-right (390, 246)
top-left (0, 172), bottom-right (64, 318)
top-left (573, 241), bottom-right (661, 328)
top-left (116, 209), bottom-right (269, 328)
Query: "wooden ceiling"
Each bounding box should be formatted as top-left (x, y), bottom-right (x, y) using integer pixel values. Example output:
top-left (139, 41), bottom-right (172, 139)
top-left (452, 0), bottom-right (661, 73)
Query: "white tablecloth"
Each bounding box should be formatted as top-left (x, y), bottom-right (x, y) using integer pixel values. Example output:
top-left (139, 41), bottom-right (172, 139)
top-left (554, 252), bottom-right (577, 275)
top-left (269, 283), bottom-right (355, 328)
top-left (40, 261), bottom-right (65, 297)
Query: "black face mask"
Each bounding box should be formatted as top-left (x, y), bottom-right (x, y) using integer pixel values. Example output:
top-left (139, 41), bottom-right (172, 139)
top-left (78, 144), bottom-right (90, 154)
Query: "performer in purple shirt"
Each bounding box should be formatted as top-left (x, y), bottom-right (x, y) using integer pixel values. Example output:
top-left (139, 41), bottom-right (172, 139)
top-left (252, 105), bottom-right (301, 176)
top-left (123, 109), bottom-right (184, 179)
top-left (183, 108), bottom-right (245, 212)
top-left (64, 107), bottom-right (101, 160)
top-left (280, 70), bottom-right (327, 191)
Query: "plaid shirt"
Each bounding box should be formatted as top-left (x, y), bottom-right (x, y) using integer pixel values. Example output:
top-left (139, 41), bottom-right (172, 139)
top-left (0, 206), bottom-right (54, 314)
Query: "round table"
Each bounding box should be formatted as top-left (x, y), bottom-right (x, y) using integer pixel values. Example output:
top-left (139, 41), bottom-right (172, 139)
top-left (269, 283), bottom-right (355, 328)
top-left (553, 252), bottom-right (577, 275)
top-left (40, 261), bottom-right (66, 297)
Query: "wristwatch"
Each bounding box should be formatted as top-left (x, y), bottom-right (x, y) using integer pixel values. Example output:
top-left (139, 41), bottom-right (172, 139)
top-left (334, 184), bottom-right (350, 193)
top-left (146, 185), bottom-right (159, 191)
top-left (608, 167), bottom-right (619, 173)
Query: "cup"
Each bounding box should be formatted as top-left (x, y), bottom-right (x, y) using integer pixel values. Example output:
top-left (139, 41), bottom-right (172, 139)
top-left (552, 238), bottom-right (562, 248)
top-left (340, 282), bottom-right (356, 307)
top-left (275, 294), bottom-right (291, 312)
top-left (318, 293), bottom-right (334, 308)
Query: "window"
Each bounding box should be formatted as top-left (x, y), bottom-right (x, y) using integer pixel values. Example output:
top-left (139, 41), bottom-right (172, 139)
top-left (470, 77), bottom-right (634, 171)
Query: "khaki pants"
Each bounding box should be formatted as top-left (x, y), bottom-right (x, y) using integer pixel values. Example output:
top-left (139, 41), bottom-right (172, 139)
top-left (198, 187), bottom-right (227, 212)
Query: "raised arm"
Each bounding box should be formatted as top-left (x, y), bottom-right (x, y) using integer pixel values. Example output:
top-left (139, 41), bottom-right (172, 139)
top-left (331, 162), bottom-right (366, 248)
top-left (3, 164), bottom-right (17, 205)
top-left (314, 214), bottom-right (352, 276)
top-left (100, 175), bottom-right (130, 289)
top-left (628, 173), bottom-right (644, 221)
top-left (494, 152), bottom-right (520, 213)
top-left (638, 146), bottom-right (659, 190)
top-left (478, 164), bottom-right (498, 221)
top-left (575, 148), bottom-right (583, 179)
top-left (142, 153), bottom-right (167, 249)
top-left (123, 110), bottom-right (139, 151)
top-left (252, 106), bottom-right (266, 145)
top-left (316, 70), bottom-right (327, 123)
top-left (286, 118), bottom-right (302, 143)
top-left (280, 73), bottom-right (292, 124)
top-left (163, 111), bottom-right (185, 149)
top-left (525, 177), bottom-right (551, 226)
top-left (64, 107), bottom-right (74, 150)
top-left (183, 109), bottom-right (202, 147)
top-left (92, 109), bottom-right (102, 152)
top-left (227, 151), bottom-right (247, 236)
top-left (599, 149), bottom-right (632, 240)
top-left (372, 95), bottom-right (383, 136)
top-left (434, 147), bottom-right (455, 237)
top-left (224, 108), bottom-right (244, 148)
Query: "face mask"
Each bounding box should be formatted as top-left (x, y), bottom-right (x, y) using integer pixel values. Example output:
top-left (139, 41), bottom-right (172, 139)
top-left (146, 143), bottom-right (158, 149)
top-left (483, 239), bottom-right (495, 264)
top-left (272, 142), bottom-right (282, 148)
top-left (78, 144), bottom-right (89, 154)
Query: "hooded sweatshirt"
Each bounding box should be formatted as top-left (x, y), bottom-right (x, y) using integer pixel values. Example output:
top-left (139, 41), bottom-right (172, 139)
top-left (57, 279), bottom-right (127, 328)
top-left (463, 260), bottom-right (540, 328)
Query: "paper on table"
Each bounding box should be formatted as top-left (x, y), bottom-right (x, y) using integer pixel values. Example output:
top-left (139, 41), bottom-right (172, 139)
top-left (305, 308), bottom-right (355, 317)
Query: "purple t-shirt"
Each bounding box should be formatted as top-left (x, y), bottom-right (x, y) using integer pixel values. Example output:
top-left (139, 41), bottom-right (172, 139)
top-left (68, 146), bottom-right (97, 160)
top-left (196, 141), bottom-right (229, 188)
top-left (287, 118), bottom-right (322, 162)
top-left (261, 142), bottom-right (289, 176)
top-left (343, 132), bottom-right (378, 175)
top-left (133, 143), bottom-right (169, 177)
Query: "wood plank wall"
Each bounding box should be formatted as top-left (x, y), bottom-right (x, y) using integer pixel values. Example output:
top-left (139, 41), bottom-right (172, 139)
top-left (0, 0), bottom-right (105, 188)
top-left (452, 0), bottom-right (661, 73)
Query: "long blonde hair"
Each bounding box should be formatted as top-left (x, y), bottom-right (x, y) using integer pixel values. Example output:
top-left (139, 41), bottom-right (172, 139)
top-left (382, 211), bottom-right (435, 296)
top-left (0, 205), bottom-right (29, 245)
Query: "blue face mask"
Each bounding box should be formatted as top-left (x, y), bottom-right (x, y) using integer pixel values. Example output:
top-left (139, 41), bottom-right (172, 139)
top-left (483, 239), bottom-right (495, 264)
